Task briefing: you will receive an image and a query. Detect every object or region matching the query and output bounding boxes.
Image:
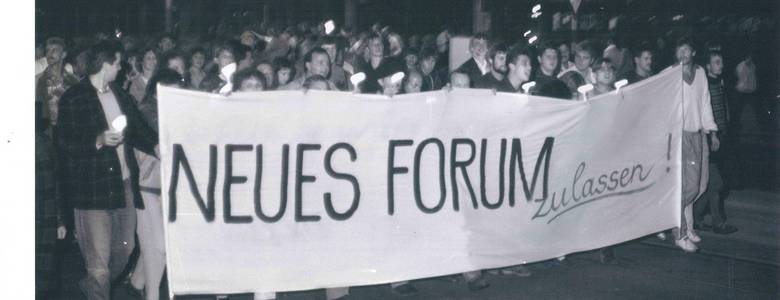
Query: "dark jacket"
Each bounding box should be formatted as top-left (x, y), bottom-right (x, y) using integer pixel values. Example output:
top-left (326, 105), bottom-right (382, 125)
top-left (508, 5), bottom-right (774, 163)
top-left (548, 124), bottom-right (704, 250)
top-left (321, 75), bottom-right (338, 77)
top-left (55, 79), bottom-right (158, 210)
top-left (454, 58), bottom-right (487, 87)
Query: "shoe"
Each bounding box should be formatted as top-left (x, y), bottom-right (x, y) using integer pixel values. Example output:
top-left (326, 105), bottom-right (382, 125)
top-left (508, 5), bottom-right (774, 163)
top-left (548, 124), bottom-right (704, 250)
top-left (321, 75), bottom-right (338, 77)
top-left (687, 230), bottom-right (702, 243)
top-left (656, 232), bottom-right (667, 240)
top-left (498, 265), bottom-right (532, 277)
top-left (674, 237), bottom-right (699, 253)
top-left (467, 277), bottom-right (490, 292)
top-left (712, 223), bottom-right (738, 234)
top-left (391, 283), bottom-right (418, 297)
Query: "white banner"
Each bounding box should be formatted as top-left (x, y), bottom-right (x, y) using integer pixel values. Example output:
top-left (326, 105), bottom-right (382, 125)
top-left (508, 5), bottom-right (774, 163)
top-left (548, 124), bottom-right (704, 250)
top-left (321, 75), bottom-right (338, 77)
top-left (158, 66), bottom-right (683, 296)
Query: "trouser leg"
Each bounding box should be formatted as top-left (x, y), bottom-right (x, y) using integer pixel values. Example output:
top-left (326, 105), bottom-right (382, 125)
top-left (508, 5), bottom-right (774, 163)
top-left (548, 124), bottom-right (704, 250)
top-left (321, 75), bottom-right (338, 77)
top-left (136, 191), bottom-right (167, 300)
top-left (74, 209), bottom-right (113, 300)
top-left (109, 180), bottom-right (137, 282)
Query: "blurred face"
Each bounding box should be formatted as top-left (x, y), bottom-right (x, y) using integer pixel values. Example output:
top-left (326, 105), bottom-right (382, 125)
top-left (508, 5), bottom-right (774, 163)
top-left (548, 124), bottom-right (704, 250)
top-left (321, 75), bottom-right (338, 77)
top-left (404, 73), bottom-right (422, 93)
top-left (239, 76), bottom-right (264, 91)
top-left (191, 52), bottom-right (205, 69)
top-left (574, 50), bottom-right (593, 72)
top-left (45, 44), bottom-right (66, 65)
top-left (635, 51), bottom-right (653, 74)
top-left (256, 64), bottom-right (274, 83)
top-left (510, 55), bottom-right (532, 82)
top-left (167, 57), bottom-right (186, 76)
top-left (706, 55), bottom-right (723, 76)
top-left (142, 50), bottom-right (157, 72)
top-left (277, 67), bottom-right (292, 85)
top-left (306, 52), bottom-right (330, 77)
top-left (405, 53), bottom-right (418, 69)
top-left (451, 74), bottom-right (470, 88)
top-left (675, 44), bottom-right (695, 65)
top-left (321, 44), bottom-right (338, 64)
top-left (216, 49), bottom-right (235, 68)
top-left (595, 63), bottom-right (616, 86)
top-left (420, 56), bottom-right (436, 75)
top-left (381, 77), bottom-right (401, 95)
top-left (470, 38), bottom-right (488, 60)
top-left (104, 53), bottom-right (122, 82)
top-left (491, 52), bottom-right (507, 74)
top-left (240, 31), bottom-right (256, 47)
top-left (558, 44), bottom-right (571, 63)
top-left (539, 48), bottom-right (559, 75)
top-left (368, 37), bottom-right (384, 58)
top-left (159, 37), bottom-right (175, 52)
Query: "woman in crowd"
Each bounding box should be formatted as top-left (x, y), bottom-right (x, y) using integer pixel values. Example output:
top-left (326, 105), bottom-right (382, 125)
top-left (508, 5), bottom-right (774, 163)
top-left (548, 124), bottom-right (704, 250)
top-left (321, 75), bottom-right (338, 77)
top-left (273, 56), bottom-right (296, 88)
top-left (232, 68), bottom-right (268, 92)
top-left (129, 47), bottom-right (158, 102)
top-left (127, 68), bottom-right (184, 300)
top-left (187, 47), bottom-right (207, 90)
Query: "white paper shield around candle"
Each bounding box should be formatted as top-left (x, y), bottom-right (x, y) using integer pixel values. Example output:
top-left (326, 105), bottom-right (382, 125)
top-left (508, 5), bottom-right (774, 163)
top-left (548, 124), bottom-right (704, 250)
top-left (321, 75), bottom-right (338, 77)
top-left (350, 72), bottom-right (366, 86)
top-left (521, 81), bottom-right (536, 94)
top-left (391, 72), bottom-right (405, 85)
top-left (614, 79), bottom-right (628, 91)
top-left (324, 20), bottom-right (335, 35)
top-left (112, 115), bottom-right (127, 133)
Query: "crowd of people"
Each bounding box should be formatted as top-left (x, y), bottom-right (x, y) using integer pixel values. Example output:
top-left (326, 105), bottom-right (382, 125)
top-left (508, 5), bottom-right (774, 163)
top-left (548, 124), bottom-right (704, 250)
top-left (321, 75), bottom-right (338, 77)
top-left (35, 18), bottom-right (771, 300)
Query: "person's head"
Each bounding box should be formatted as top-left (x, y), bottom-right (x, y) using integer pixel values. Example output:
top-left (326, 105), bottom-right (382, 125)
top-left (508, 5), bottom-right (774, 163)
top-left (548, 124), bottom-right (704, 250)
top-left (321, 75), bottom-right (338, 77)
top-left (138, 47), bottom-right (158, 73)
top-left (573, 41), bottom-right (595, 72)
top-left (489, 43), bottom-right (508, 75)
top-left (160, 51), bottom-right (186, 77)
top-left (45, 37), bottom-right (67, 65)
top-left (86, 41), bottom-right (123, 82)
top-left (450, 72), bottom-right (470, 88)
top-left (404, 48), bottom-right (419, 70)
top-left (190, 47), bottom-right (207, 69)
top-left (419, 47), bottom-right (437, 75)
top-left (303, 74), bottom-right (330, 90)
top-left (557, 40), bottom-right (571, 63)
top-left (559, 70), bottom-right (586, 96)
top-left (319, 36), bottom-right (340, 64)
top-left (403, 69), bottom-right (423, 93)
top-left (705, 51), bottom-right (724, 77)
top-left (304, 47), bottom-right (331, 77)
top-left (387, 32), bottom-right (404, 57)
top-left (469, 33), bottom-right (489, 60)
top-left (507, 46), bottom-right (533, 82)
top-left (536, 41), bottom-right (559, 76)
top-left (633, 42), bottom-right (654, 75)
top-left (255, 62), bottom-right (274, 85)
top-left (272, 57), bottom-right (296, 86)
top-left (436, 30), bottom-right (449, 53)
top-left (158, 33), bottom-right (177, 53)
top-left (232, 68), bottom-right (267, 92)
top-left (213, 43), bottom-right (237, 69)
top-left (239, 30), bottom-right (257, 48)
top-left (145, 68), bottom-right (183, 99)
top-left (367, 33), bottom-right (385, 58)
top-left (234, 43), bottom-right (254, 70)
top-left (674, 36), bottom-right (696, 66)
top-left (592, 58), bottom-right (616, 87)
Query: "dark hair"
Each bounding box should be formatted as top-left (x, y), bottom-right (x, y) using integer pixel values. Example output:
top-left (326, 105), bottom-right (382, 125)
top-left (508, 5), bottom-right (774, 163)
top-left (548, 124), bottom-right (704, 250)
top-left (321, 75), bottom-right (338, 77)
top-left (233, 42), bottom-right (251, 63)
top-left (158, 50), bottom-right (186, 71)
top-left (231, 68), bottom-right (267, 91)
top-left (591, 57), bottom-right (615, 72)
top-left (158, 33), bottom-right (177, 45)
top-left (534, 79), bottom-right (572, 100)
top-left (213, 42), bottom-right (237, 60)
top-left (272, 57), bottom-right (297, 84)
top-left (675, 35), bottom-right (695, 51)
top-left (632, 41), bottom-right (655, 58)
top-left (45, 37), bottom-right (66, 50)
top-left (489, 43), bottom-right (509, 61)
top-left (86, 40), bottom-right (122, 76)
top-left (302, 74), bottom-right (330, 90)
top-left (304, 47), bottom-right (329, 64)
top-left (471, 33), bottom-right (490, 45)
top-left (575, 40), bottom-right (595, 57)
top-left (419, 47), bottom-right (437, 60)
top-left (535, 40), bottom-right (558, 57)
top-left (705, 50), bottom-right (723, 64)
top-left (507, 45), bottom-right (533, 65)
top-left (189, 46), bottom-right (207, 62)
top-left (144, 68), bottom-right (183, 99)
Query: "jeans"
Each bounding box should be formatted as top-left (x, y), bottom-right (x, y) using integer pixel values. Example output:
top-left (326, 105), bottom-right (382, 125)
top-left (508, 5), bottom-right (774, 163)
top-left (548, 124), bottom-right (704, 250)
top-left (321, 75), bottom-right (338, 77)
top-left (74, 179), bottom-right (136, 300)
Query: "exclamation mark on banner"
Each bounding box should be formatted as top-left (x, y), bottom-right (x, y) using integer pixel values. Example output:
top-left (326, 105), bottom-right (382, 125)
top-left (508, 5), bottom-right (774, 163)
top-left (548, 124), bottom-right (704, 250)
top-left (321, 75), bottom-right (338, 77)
top-left (666, 133), bottom-right (672, 173)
